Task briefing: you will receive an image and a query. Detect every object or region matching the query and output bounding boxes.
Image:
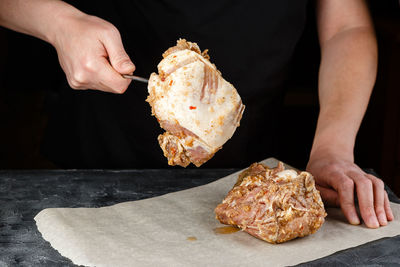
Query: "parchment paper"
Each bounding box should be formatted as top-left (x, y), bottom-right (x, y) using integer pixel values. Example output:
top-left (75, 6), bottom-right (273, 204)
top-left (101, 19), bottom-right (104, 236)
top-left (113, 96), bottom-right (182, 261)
top-left (35, 158), bottom-right (400, 267)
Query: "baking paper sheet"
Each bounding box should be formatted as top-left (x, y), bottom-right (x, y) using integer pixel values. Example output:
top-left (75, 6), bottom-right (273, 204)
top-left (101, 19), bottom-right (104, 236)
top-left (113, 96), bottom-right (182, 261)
top-left (35, 158), bottom-right (400, 267)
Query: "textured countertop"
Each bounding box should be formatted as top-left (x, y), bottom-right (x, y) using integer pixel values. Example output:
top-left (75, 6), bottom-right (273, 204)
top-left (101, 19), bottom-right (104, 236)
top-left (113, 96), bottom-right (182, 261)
top-left (0, 168), bottom-right (399, 266)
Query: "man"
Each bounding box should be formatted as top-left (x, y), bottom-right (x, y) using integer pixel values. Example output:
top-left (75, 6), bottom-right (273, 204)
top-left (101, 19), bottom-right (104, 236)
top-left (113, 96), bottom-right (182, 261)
top-left (0, 0), bottom-right (393, 228)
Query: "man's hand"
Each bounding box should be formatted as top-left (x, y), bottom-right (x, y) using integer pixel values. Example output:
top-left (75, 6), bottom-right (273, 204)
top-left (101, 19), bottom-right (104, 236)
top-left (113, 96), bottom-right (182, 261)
top-left (52, 14), bottom-right (135, 93)
top-left (0, 0), bottom-right (134, 93)
top-left (307, 150), bottom-right (394, 228)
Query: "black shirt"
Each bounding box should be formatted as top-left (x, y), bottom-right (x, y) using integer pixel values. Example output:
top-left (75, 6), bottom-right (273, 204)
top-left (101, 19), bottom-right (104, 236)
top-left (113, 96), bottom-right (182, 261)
top-left (42, 0), bottom-right (309, 168)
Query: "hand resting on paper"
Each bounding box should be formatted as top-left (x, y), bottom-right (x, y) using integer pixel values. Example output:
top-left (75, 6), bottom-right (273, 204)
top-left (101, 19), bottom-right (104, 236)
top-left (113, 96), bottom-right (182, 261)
top-left (307, 150), bottom-right (394, 228)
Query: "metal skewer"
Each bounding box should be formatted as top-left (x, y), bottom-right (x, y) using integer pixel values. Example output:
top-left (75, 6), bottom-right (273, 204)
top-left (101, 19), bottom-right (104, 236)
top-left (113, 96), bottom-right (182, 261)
top-left (122, 74), bottom-right (149, 83)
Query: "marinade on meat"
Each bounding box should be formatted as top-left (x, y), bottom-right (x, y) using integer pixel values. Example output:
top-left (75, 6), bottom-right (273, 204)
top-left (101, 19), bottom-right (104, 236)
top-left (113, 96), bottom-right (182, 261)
top-left (147, 39), bottom-right (245, 167)
top-left (215, 162), bottom-right (327, 243)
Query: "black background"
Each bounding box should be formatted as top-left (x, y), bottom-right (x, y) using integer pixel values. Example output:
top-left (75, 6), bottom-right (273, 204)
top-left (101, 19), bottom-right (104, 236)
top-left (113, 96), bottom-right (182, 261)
top-left (0, 0), bottom-right (399, 192)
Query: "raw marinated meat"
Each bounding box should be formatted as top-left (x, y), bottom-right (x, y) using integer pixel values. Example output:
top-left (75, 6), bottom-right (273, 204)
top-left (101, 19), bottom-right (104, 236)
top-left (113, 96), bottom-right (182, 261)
top-left (215, 162), bottom-right (327, 243)
top-left (147, 39), bottom-right (245, 167)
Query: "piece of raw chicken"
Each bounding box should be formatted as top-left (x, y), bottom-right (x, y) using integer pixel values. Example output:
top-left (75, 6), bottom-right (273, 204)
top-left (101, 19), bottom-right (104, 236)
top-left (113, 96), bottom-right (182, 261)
top-left (147, 39), bottom-right (245, 167)
top-left (215, 162), bottom-right (327, 243)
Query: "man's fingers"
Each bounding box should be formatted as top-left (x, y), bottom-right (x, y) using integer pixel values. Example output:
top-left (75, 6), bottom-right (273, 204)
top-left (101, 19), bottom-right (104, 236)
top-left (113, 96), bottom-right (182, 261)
top-left (384, 190), bottom-right (394, 221)
top-left (366, 174), bottom-right (387, 226)
top-left (308, 156), bottom-right (393, 228)
top-left (349, 172), bottom-right (379, 228)
top-left (334, 174), bottom-right (360, 225)
top-left (94, 57), bottom-right (132, 93)
top-left (101, 27), bottom-right (135, 74)
top-left (316, 185), bottom-right (339, 207)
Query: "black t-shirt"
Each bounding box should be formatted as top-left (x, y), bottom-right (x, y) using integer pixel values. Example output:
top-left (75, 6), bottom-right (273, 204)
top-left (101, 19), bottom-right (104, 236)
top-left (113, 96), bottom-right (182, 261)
top-left (42, 0), bottom-right (309, 168)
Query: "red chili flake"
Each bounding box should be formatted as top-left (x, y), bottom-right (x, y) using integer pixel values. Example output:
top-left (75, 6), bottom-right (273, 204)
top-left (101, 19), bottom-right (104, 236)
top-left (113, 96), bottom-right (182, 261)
top-left (173, 55), bottom-right (177, 58)
top-left (189, 106), bottom-right (197, 110)
top-left (169, 80), bottom-right (173, 86)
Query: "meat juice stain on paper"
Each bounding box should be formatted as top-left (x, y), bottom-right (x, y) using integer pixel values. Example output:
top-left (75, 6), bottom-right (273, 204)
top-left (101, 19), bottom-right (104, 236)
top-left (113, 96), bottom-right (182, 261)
top-left (214, 226), bottom-right (240, 234)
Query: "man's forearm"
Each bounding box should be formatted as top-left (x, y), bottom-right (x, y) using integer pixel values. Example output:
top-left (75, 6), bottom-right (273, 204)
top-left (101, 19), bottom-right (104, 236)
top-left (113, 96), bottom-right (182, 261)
top-left (310, 25), bottom-right (377, 159)
top-left (0, 0), bottom-right (83, 44)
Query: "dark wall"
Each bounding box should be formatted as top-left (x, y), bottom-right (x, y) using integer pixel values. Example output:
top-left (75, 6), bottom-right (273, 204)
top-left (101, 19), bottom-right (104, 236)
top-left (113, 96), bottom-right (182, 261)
top-left (365, 0), bottom-right (400, 195)
top-left (0, 0), bottom-right (399, 195)
top-left (0, 28), bottom-right (61, 168)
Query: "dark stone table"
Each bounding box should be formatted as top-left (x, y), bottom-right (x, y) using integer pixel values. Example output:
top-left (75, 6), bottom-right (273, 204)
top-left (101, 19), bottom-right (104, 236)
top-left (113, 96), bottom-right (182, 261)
top-left (0, 169), bottom-right (399, 266)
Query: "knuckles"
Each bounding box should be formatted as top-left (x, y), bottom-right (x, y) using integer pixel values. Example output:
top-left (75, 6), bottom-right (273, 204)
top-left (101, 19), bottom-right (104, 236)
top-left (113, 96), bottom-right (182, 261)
top-left (97, 20), bottom-right (120, 39)
top-left (104, 24), bottom-right (120, 37)
top-left (316, 163), bottom-right (343, 178)
top-left (82, 58), bottom-right (98, 73)
top-left (358, 178), bottom-right (373, 189)
top-left (68, 78), bottom-right (84, 89)
top-left (67, 69), bottom-right (90, 89)
top-left (71, 70), bottom-right (88, 86)
top-left (68, 60), bottom-right (98, 89)
top-left (371, 176), bottom-right (385, 189)
top-left (339, 178), bottom-right (355, 191)
top-left (86, 15), bottom-right (119, 36)
top-left (343, 178), bottom-right (355, 188)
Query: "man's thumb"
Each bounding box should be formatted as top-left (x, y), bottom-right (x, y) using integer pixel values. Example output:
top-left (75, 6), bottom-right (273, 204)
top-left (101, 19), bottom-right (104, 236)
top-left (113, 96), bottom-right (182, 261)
top-left (109, 52), bottom-right (135, 74)
top-left (104, 34), bottom-right (135, 74)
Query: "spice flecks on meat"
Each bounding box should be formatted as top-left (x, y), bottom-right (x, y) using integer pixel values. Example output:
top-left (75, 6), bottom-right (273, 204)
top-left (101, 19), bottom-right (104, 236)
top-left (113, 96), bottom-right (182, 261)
top-left (147, 39), bottom-right (245, 167)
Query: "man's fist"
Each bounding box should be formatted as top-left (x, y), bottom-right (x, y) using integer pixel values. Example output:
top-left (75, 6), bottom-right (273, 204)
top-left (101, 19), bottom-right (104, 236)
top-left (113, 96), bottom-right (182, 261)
top-left (52, 14), bottom-right (135, 93)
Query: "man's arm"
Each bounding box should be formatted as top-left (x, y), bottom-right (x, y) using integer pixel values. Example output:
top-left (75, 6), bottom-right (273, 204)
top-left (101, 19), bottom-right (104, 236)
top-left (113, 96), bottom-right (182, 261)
top-left (307, 0), bottom-right (394, 228)
top-left (0, 0), bottom-right (134, 93)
